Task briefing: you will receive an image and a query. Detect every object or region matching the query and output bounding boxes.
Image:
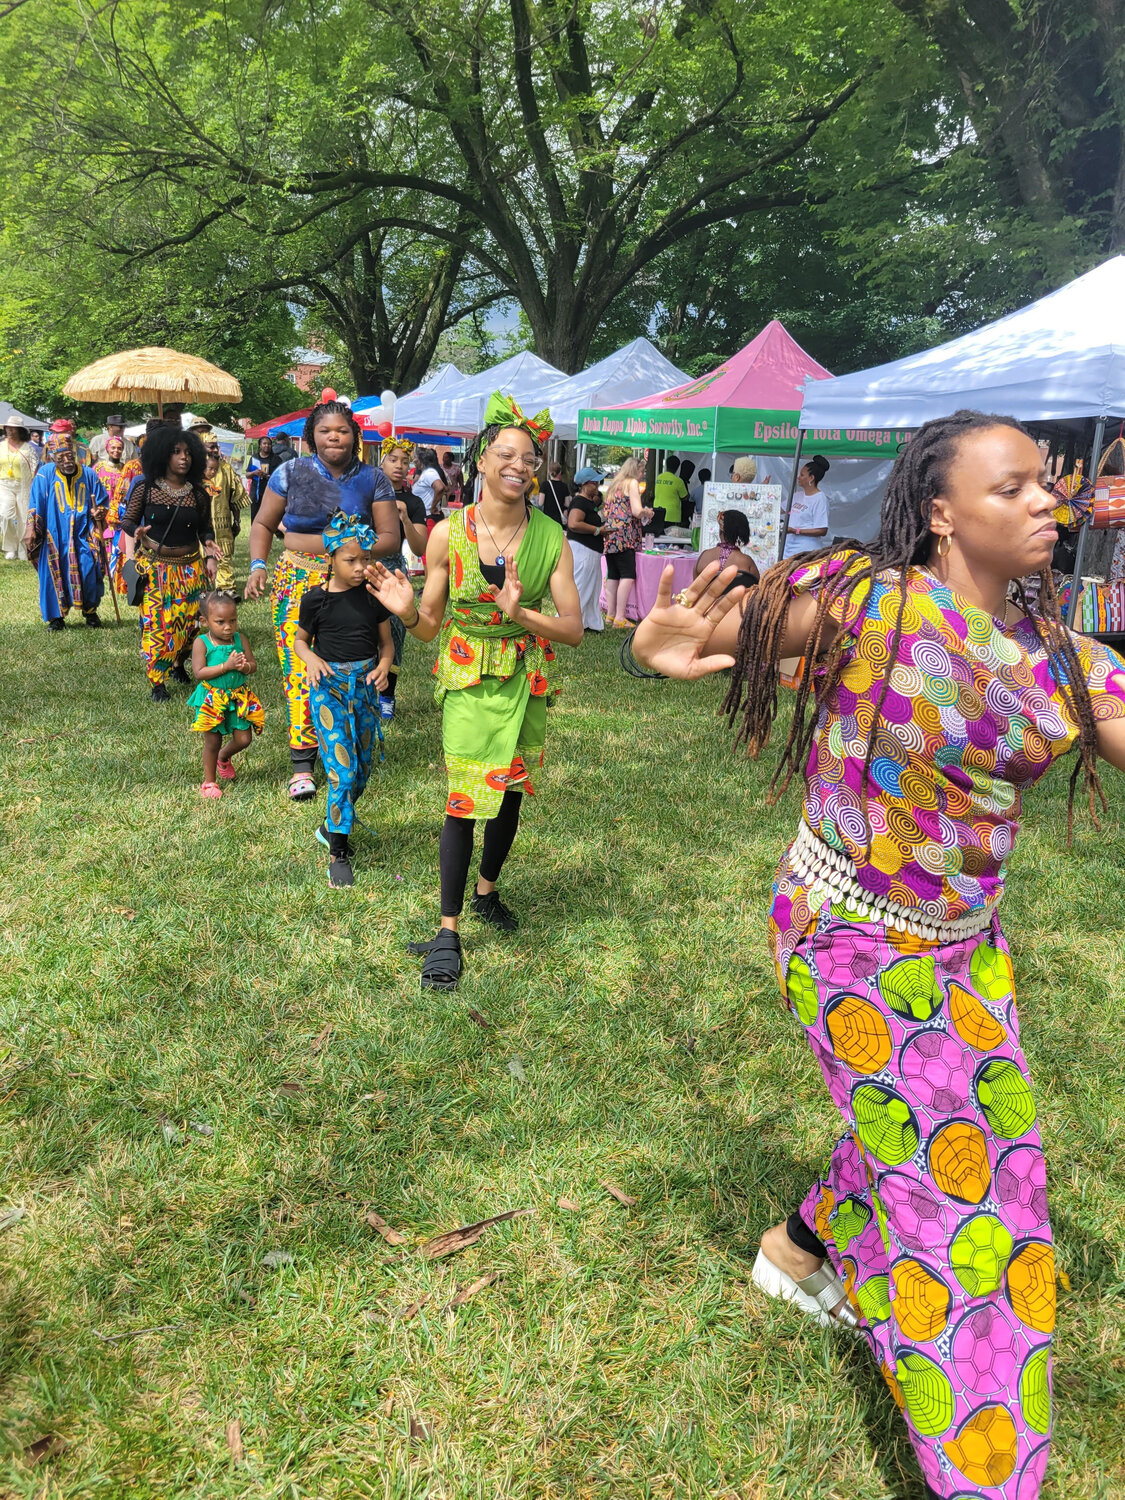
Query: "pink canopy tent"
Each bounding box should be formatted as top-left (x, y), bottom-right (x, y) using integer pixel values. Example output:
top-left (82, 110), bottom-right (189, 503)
top-left (578, 320), bottom-right (909, 459)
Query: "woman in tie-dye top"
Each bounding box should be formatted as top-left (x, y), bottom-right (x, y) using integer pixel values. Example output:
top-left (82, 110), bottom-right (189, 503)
top-left (634, 411), bottom-right (1125, 1500)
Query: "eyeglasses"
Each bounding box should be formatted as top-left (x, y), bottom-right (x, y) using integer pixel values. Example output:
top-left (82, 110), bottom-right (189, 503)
top-left (490, 448), bottom-right (539, 470)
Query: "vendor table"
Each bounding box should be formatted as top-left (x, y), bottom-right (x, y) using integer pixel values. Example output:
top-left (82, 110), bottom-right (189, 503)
top-left (601, 549), bottom-right (699, 622)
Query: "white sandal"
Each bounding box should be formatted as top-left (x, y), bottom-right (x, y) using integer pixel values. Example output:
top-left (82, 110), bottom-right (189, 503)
top-left (751, 1247), bottom-right (860, 1330)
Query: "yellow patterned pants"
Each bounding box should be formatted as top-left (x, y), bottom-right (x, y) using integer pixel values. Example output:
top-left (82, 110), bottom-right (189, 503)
top-left (270, 548), bottom-right (330, 752)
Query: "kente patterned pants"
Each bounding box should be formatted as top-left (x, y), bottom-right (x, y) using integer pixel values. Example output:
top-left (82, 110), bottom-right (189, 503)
top-left (781, 903), bottom-right (1053, 1499)
top-left (139, 555), bottom-right (206, 686)
top-left (309, 660), bottom-right (383, 834)
top-left (270, 549), bottom-right (330, 754)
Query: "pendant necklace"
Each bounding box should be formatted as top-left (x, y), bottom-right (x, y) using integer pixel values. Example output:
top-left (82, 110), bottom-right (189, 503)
top-left (478, 506), bottom-right (527, 567)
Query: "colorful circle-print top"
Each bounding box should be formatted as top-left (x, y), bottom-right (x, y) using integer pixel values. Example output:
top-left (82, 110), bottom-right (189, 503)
top-left (434, 504), bottom-right (563, 704)
top-left (788, 555), bottom-right (1125, 924)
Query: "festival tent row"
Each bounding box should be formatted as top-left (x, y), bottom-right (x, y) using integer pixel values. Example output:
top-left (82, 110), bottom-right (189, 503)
top-left (390, 350), bottom-right (566, 436)
top-left (519, 337), bottom-right (691, 442)
top-left (798, 254), bottom-right (1125, 619)
top-left (577, 320), bottom-right (910, 461)
top-left (577, 320), bottom-right (902, 544)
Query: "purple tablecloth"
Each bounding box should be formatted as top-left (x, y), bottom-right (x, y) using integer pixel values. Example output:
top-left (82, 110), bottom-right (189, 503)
top-left (601, 550), bottom-right (699, 622)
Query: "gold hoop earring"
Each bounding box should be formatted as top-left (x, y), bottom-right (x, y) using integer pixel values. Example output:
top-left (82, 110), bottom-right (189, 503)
top-left (937, 533), bottom-right (952, 558)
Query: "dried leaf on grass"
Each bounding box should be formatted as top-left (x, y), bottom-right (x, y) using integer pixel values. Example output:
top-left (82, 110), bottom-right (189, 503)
top-left (226, 1418), bottom-right (243, 1463)
top-left (507, 1056), bottom-right (527, 1081)
top-left (260, 1249), bottom-right (294, 1269)
top-left (383, 1393), bottom-right (395, 1417)
top-left (189, 1121), bottom-right (214, 1137)
top-left (276, 1082), bottom-right (303, 1096)
top-left (409, 1417), bottom-right (433, 1441)
top-left (394, 1294), bottom-right (431, 1321)
top-left (23, 1434), bottom-right (67, 1466)
top-left (0, 1206), bottom-right (26, 1231)
top-left (600, 1180), bottom-right (638, 1207)
top-left (467, 1008), bottom-right (490, 1029)
top-left (557, 1197), bottom-right (580, 1212)
top-left (441, 1271), bottom-right (501, 1313)
top-left (419, 1207), bottom-right (534, 1260)
top-left (310, 1024), bottom-right (333, 1055)
top-left (365, 1210), bottom-right (408, 1246)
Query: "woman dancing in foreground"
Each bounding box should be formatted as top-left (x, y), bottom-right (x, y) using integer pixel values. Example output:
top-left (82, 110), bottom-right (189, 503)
top-left (634, 411), bottom-right (1125, 1499)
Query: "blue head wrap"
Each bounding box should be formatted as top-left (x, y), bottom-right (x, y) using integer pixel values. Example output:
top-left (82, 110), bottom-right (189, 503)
top-left (323, 508), bottom-right (377, 554)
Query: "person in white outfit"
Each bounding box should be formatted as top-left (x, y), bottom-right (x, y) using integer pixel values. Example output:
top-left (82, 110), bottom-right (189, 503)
top-left (0, 423), bottom-right (38, 559)
top-left (565, 466), bottom-right (607, 631)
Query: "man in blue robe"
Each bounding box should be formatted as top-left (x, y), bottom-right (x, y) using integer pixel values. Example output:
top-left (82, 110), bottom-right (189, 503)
top-left (24, 422), bottom-right (108, 631)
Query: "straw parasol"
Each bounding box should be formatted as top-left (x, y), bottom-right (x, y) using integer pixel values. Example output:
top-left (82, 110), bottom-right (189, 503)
top-left (62, 347), bottom-right (242, 416)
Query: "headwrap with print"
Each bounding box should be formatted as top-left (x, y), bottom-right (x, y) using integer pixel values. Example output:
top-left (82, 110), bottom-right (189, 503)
top-left (323, 508), bottom-right (377, 554)
top-left (46, 419), bottom-right (77, 460)
top-left (478, 391), bottom-right (553, 454)
top-left (380, 435), bottom-right (415, 459)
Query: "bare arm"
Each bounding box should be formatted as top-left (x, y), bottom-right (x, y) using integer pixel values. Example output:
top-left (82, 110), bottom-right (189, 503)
top-left (365, 520), bottom-right (451, 643)
top-left (398, 500), bottom-right (428, 556)
top-left (191, 636), bottom-right (231, 682)
top-left (245, 484), bottom-right (286, 598)
top-left (627, 480), bottom-right (644, 519)
top-left (1097, 717), bottom-right (1125, 774)
top-left (292, 621), bottom-right (334, 688)
top-left (567, 505), bottom-right (602, 536)
top-left (370, 496), bottom-right (400, 561)
top-left (635, 562), bottom-right (842, 678)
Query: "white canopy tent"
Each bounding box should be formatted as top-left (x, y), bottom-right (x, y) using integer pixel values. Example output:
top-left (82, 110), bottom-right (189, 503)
top-left (351, 362), bottom-right (464, 418)
top-left (522, 337), bottom-right (691, 442)
top-left (799, 256), bottom-right (1125, 430)
top-left (390, 349), bottom-right (566, 436)
top-left (798, 256), bottom-right (1125, 618)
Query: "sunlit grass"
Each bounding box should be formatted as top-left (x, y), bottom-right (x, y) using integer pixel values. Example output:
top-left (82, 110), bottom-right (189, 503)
top-left (0, 545), bottom-right (1123, 1498)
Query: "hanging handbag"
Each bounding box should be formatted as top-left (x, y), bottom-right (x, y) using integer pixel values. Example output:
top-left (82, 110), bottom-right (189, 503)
top-left (1093, 435), bottom-right (1125, 530)
top-left (122, 488), bottom-right (180, 606)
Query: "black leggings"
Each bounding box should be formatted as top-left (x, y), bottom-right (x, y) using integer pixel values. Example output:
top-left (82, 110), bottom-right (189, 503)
top-left (439, 788), bottom-right (523, 917)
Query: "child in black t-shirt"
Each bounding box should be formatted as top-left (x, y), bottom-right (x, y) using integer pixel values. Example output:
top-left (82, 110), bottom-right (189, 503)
top-left (294, 513), bottom-right (394, 887)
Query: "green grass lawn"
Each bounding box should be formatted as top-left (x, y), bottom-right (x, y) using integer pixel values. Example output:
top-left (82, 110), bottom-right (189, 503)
top-left (1, 546), bottom-right (1123, 1499)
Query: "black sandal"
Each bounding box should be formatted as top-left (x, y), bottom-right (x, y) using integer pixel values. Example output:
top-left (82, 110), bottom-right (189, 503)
top-left (410, 930), bottom-right (462, 991)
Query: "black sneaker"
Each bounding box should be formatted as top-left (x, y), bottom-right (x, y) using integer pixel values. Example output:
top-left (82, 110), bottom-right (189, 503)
top-left (84, 612), bottom-right (103, 629)
top-left (327, 833), bottom-right (354, 887)
top-left (151, 683), bottom-right (171, 703)
top-left (170, 663), bottom-right (191, 684)
top-left (470, 889), bottom-right (519, 932)
top-left (47, 618), bottom-right (65, 633)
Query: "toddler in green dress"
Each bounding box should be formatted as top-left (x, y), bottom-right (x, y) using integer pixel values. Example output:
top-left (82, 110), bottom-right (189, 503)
top-left (188, 592), bottom-right (265, 798)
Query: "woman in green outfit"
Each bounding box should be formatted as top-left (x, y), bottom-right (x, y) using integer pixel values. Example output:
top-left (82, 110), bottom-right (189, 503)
top-left (368, 392), bottom-right (583, 989)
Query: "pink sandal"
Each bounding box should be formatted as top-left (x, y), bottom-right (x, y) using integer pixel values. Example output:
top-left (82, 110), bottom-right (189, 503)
top-left (217, 758), bottom-right (237, 781)
top-left (199, 782), bottom-right (222, 800)
top-left (288, 772), bottom-right (316, 801)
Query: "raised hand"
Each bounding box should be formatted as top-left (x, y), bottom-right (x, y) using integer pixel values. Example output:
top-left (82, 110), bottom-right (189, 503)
top-left (365, 561), bottom-right (416, 617)
top-left (492, 554), bottom-right (524, 622)
top-left (631, 561), bottom-right (745, 679)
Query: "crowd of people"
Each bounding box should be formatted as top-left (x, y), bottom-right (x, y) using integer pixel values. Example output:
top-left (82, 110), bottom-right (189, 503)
top-left (12, 388), bottom-right (1125, 1500)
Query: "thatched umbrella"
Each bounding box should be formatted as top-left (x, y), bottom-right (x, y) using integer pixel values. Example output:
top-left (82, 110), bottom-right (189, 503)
top-left (62, 347), bottom-right (242, 417)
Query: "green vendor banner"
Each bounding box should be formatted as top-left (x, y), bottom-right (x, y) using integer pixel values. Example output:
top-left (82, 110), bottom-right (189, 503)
top-left (577, 404), bottom-right (914, 458)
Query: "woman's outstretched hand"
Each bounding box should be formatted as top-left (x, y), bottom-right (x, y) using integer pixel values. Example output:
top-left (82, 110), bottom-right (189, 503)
top-left (632, 561), bottom-right (745, 679)
top-left (365, 561), bottom-right (417, 617)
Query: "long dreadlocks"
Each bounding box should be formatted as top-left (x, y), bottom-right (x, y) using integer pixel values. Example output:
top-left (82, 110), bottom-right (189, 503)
top-left (723, 409), bottom-right (1106, 841)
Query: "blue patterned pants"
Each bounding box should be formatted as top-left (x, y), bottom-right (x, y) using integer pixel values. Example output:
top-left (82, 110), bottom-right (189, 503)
top-left (309, 659), bottom-right (384, 834)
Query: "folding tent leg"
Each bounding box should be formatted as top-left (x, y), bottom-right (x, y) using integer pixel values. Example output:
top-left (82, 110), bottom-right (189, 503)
top-left (1066, 415), bottom-right (1106, 627)
top-left (778, 431), bottom-right (805, 563)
